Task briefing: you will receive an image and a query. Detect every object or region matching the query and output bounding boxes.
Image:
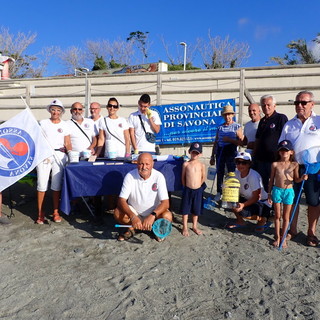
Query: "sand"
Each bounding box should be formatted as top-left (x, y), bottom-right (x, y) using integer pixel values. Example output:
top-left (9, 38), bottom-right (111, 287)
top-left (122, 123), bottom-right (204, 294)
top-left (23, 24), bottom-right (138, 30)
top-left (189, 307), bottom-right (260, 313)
top-left (0, 183), bottom-right (319, 320)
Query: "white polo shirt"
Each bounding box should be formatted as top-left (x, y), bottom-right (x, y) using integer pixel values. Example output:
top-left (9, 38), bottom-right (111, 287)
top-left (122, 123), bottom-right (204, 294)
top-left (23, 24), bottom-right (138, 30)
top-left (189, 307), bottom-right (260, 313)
top-left (128, 110), bottom-right (162, 152)
top-left (68, 118), bottom-right (96, 152)
top-left (40, 119), bottom-right (70, 149)
top-left (279, 113), bottom-right (320, 164)
top-left (119, 168), bottom-right (169, 216)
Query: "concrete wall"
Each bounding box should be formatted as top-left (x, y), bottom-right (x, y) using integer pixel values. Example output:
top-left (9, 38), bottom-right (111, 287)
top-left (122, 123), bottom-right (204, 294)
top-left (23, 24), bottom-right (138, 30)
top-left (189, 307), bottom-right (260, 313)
top-left (1, 63), bottom-right (320, 162)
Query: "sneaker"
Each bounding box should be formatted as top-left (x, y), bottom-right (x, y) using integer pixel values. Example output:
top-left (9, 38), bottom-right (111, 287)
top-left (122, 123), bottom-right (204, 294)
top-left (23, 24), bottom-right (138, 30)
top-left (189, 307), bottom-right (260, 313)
top-left (213, 192), bottom-right (221, 202)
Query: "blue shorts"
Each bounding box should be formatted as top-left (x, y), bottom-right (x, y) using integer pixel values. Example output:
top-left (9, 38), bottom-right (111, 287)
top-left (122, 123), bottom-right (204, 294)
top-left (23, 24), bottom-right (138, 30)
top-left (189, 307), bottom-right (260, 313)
top-left (294, 169), bottom-right (320, 207)
top-left (272, 186), bottom-right (295, 205)
top-left (238, 197), bottom-right (271, 218)
top-left (180, 183), bottom-right (206, 216)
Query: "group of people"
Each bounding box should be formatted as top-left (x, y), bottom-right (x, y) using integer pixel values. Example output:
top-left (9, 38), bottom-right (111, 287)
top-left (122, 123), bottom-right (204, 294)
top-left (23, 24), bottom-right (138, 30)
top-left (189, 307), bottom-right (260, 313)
top-left (1, 90), bottom-right (319, 249)
top-left (34, 93), bottom-right (161, 225)
top-left (209, 91), bottom-right (320, 248)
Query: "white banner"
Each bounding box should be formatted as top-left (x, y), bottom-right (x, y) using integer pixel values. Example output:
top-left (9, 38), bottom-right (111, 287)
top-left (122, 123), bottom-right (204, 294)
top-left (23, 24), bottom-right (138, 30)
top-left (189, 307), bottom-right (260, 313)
top-left (0, 108), bottom-right (53, 191)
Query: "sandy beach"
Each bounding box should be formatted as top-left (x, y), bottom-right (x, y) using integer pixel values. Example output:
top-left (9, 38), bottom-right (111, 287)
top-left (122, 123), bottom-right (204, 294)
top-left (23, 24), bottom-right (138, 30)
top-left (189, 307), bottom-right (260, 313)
top-left (0, 182), bottom-right (319, 320)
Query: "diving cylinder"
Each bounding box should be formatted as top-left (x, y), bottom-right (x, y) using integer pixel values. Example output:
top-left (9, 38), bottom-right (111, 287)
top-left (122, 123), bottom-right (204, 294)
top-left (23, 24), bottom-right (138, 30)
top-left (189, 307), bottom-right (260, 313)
top-left (221, 172), bottom-right (240, 209)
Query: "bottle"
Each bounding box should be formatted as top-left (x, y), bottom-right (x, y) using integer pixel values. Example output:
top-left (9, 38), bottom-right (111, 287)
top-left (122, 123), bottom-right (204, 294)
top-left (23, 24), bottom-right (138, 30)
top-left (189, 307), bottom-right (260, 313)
top-left (207, 166), bottom-right (217, 181)
top-left (221, 172), bottom-right (240, 209)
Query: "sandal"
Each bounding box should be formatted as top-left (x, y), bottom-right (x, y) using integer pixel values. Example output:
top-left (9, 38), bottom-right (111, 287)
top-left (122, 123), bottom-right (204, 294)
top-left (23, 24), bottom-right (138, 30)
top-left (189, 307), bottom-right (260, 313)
top-left (53, 213), bottom-right (62, 223)
top-left (118, 229), bottom-right (135, 241)
top-left (306, 235), bottom-right (319, 247)
top-left (35, 217), bottom-right (45, 225)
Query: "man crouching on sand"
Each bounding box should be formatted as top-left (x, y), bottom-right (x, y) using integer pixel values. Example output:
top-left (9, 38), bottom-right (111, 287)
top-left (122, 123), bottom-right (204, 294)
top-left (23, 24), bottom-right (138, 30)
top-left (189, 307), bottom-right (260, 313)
top-left (114, 153), bottom-right (172, 242)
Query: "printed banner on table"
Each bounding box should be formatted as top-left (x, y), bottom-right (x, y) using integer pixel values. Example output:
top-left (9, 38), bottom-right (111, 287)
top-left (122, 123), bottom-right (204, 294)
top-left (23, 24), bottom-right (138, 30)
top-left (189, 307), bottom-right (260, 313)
top-left (0, 108), bottom-right (53, 192)
top-left (151, 99), bottom-right (236, 145)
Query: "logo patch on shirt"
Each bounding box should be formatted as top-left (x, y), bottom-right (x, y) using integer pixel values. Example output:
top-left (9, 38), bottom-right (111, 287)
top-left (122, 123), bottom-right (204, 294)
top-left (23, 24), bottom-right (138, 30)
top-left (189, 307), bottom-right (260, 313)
top-left (84, 123), bottom-right (89, 129)
top-left (152, 183), bottom-right (158, 191)
top-left (270, 123), bottom-right (275, 129)
top-left (58, 128), bottom-right (63, 133)
top-left (309, 125), bottom-right (317, 131)
top-left (244, 183), bottom-right (249, 190)
top-left (119, 123), bottom-right (123, 128)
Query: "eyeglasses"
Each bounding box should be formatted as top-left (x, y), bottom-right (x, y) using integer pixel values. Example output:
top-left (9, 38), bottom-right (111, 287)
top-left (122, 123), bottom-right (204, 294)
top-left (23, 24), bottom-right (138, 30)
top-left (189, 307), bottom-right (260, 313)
top-left (235, 160), bottom-right (249, 165)
top-left (72, 108), bottom-right (83, 111)
top-left (107, 104), bottom-right (119, 109)
top-left (293, 101), bottom-right (312, 106)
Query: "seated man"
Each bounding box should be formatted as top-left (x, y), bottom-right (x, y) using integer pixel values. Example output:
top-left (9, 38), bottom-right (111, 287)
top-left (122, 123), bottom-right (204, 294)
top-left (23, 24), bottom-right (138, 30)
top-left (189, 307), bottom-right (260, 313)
top-left (114, 152), bottom-right (172, 242)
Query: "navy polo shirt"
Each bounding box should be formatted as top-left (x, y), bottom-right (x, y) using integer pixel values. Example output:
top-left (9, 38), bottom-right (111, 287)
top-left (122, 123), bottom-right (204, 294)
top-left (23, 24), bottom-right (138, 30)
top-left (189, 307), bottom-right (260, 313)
top-left (255, 111), bottom-right (288, 162)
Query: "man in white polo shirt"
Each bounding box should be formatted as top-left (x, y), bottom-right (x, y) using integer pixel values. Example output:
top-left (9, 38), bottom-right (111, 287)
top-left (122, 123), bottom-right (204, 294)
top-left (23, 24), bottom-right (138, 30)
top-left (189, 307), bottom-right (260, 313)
top-left (114, 152), bottom-right (172, 241)
top-left (128, 94), bottom-right (161, 154)
top-left (68, 102), bottom-right (97, 155)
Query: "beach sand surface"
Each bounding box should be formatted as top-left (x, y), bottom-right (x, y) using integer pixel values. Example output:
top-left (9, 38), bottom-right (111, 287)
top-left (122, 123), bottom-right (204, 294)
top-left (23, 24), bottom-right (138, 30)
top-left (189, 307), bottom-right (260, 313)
top-left (0, 184), bottom-right (319, 320)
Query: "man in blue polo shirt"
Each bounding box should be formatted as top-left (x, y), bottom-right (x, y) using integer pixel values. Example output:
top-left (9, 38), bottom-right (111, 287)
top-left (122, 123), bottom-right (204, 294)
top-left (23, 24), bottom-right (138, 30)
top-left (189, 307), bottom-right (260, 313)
top-left (254, 94), bottom-right (288, 191)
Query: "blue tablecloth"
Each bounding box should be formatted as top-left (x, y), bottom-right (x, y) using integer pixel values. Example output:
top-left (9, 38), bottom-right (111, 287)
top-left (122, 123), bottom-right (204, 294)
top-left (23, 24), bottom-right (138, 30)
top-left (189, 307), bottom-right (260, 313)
top-left (60, 159), bottom-right (183, 214)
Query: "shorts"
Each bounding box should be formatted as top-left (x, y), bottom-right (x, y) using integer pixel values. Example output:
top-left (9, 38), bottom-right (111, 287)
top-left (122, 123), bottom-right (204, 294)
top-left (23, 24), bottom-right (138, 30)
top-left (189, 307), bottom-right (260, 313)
top-left (180, 184), bottom-right (206, 216)
top-left (271, 186), bottom-right (295, 205)
top-left (128, 205), bottom-right (148, 219)
top-left (238, 196), bottom-right (271, 218)
top-left (294, 169), bottom-right (320, 207)
top-left (37, 153), bottom-right (67, 192)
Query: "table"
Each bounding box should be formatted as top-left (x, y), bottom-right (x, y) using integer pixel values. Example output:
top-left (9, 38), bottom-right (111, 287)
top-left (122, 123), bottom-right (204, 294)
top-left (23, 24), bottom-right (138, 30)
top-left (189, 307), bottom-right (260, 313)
top-left (60, 159), bottom-right (183, 214)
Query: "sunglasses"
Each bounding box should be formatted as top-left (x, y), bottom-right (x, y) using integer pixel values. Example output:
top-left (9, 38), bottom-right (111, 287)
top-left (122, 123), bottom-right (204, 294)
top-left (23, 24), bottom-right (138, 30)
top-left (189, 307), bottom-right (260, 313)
top-left (107, 104), bottom-right (119, 109)
top-left (293, 101), bottom-right (312, 106)
top-left (235, 160), bottom-right (250, 165)
top-left (72, 108), bottom-right (83, 111)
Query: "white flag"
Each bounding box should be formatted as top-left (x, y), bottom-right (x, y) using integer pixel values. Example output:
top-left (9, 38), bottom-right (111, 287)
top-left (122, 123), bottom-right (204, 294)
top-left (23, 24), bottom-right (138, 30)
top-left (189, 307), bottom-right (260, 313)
top-left (0, 108), bottom-right (53, 192)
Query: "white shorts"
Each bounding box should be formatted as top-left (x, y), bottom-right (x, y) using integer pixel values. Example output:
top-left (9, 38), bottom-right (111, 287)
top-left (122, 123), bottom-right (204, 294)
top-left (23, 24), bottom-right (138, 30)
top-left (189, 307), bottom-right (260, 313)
top-left (128, 205), bottom-right (150, 218)
top-left (37, 152), bottom-right (67, 192)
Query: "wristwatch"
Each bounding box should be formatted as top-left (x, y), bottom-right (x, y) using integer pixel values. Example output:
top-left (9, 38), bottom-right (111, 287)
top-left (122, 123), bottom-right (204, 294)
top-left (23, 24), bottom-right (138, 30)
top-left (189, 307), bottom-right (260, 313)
top-left (151, 211), bottom-right (157, 217)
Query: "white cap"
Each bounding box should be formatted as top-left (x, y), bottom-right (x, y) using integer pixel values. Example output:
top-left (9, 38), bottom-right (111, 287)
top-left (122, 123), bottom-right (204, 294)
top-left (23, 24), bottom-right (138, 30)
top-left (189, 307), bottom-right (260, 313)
top-left (47, 99), bottom-right (65, 113)
top-left (235, 151), bottom-right (252, 161)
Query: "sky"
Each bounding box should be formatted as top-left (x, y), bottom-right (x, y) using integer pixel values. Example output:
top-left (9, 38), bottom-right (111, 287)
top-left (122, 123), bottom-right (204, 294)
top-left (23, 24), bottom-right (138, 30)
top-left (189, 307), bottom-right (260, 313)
top-left (2, 0), bottom-right (320, 76)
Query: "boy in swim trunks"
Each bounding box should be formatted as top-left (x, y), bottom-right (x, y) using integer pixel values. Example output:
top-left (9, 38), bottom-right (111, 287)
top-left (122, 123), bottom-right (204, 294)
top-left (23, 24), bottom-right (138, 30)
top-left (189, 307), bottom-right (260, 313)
top-left (180, 142), bottom-right (206, 236)
top-left (268, 140), bottom-right (308, 248)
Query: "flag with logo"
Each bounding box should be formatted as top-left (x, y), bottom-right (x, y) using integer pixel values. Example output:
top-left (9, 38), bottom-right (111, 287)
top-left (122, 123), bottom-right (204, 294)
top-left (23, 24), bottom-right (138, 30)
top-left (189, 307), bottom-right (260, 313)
top-left (0, 108), bottom-right (54, 192)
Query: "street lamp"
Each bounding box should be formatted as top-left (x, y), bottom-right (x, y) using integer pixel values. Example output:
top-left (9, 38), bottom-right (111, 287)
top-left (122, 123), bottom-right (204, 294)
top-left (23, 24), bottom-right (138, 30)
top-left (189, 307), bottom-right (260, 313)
top-left (74, 68), bottom-right (90, 117)
top-left (180, 42), bottom-right (187, 71)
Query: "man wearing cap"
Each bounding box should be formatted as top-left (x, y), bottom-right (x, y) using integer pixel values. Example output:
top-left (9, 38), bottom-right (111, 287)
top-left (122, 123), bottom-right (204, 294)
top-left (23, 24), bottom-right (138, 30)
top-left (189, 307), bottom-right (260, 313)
top-left (210, 105), bottom-right (243, 201)
top-left (128, 94), bottom-right (161, 154)
top-left (114, 152), bottom-right (172, 242)
top-left (36, 99), bottom-right (72, 224)
top-left (226, 151), bottom-right (271, 232)
top-left (279, 90), bottom-right (320, 247)
top-left (243, 103), bottom-right (261, 156)
top-left (68, 102), bottom-right (97, 156)
top-left (254, 95), bottom-right (288, 191)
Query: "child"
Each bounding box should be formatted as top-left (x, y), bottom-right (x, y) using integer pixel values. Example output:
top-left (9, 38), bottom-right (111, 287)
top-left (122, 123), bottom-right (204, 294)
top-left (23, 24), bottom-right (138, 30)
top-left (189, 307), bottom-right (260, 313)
top-left (268, 140), bottom-right (308, 248)
top-left (180, 142), bottom-right (206, 236)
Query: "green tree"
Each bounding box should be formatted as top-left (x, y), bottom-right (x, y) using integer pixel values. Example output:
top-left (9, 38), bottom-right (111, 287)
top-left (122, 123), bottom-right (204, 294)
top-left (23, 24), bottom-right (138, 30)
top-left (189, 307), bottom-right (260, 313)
top-left (127, 31), bottom-right (150, 60)
top-left (92, 55), bottom-right (107, 70)
top-left (270, 33), bottom-right (320, 65)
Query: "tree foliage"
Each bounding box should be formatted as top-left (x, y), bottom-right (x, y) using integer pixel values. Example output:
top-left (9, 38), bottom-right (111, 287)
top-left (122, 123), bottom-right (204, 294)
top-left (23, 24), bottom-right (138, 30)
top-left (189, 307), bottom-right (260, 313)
top-left (92, 55), bottom-right (107, 71)
top-left (197, 32), bottom-right (250, 69)
top-left (270, 33), bottom-right (320, 65)
top-left (127, 31), bottom-right (150, 61)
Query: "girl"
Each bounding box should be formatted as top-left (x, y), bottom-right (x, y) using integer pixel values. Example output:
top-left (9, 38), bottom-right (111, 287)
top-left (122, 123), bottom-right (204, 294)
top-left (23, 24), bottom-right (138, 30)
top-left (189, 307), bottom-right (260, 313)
top-left (268, 140), bottom-right (308, 248)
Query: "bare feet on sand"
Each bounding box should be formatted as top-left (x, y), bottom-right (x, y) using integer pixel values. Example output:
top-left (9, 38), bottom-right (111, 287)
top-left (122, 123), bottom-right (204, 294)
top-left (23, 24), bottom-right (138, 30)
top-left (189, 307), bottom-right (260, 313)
top-left (182, 228), bottom-right (189, 237)
top-left (191, 227), bottom-right (203, 235)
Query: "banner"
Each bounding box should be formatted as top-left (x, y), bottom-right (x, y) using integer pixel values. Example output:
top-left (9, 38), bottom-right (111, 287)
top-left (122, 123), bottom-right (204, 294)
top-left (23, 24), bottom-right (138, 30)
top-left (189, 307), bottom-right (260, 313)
top-left (0, 108), bottom-right (54, 192)
top-left (151, 99), bottom-right (236, 145)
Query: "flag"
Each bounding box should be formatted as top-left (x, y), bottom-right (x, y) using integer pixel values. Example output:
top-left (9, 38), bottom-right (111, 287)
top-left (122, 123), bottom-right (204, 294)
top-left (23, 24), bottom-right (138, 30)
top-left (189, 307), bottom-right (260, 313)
top-left (0, 108), bottom-right (54, 192)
